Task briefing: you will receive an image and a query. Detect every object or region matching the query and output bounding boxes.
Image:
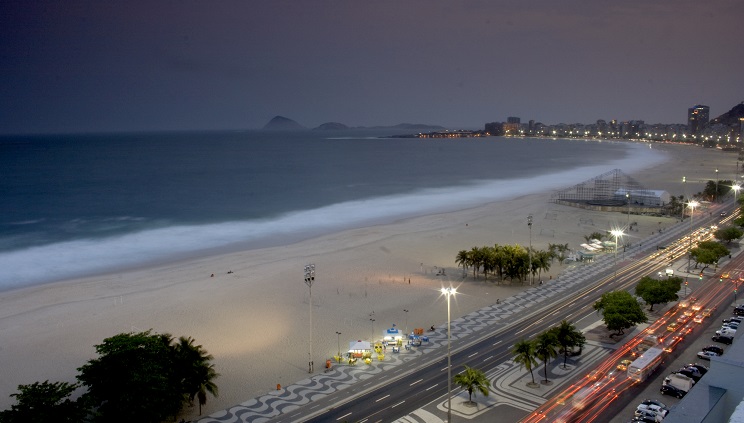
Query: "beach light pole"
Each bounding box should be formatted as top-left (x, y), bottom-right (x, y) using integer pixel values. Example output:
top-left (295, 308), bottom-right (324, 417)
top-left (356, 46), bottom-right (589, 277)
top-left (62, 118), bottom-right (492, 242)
top-left (441, 287), bottom-right (457, 423)
top-left (335, 331), bottom-right (342, 360)
top-left (626, 191), bottom-right (631, 230)
top-left (687, 201), bottom-right (699, 273)
top-left (304, 264), bottom-right (315, 373)
top-left (716, 169), bottom-right (719, 202)
top-left (733, 184), bottom-right (741, 206)
top-left (611, 229), bottom-right (624, 283)
top-left (527, 214), bottom-right (533, 285)
top-left (682, 176), bottom-right (687, 219)
top-left (370, 318), bottom-right (376, 341)
top-left (404, 309), bottom-right (409, 336)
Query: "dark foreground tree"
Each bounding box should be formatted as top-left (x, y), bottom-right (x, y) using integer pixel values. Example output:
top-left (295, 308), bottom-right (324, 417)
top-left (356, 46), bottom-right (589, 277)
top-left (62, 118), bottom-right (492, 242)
top-left (0, 381), bottom-right (86, 423)
top-left (453, 366), bottom-right (490, 404)
top-left (593, 291), bottom-right (648, 337)
top-left (174, 336), bottom-right (220, 415)
top-left (77, 331), bottom-right (185, 423)
top-left (635, 276), bottom-right (681, 311)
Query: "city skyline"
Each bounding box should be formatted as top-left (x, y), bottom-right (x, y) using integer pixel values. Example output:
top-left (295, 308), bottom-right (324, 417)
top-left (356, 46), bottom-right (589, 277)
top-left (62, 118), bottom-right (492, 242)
top-left (1, 1), bottom-right (743, 135)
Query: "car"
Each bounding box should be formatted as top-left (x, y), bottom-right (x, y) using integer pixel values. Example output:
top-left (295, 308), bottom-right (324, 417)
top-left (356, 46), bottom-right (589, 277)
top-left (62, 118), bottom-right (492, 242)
top-left (631, 416), bottom-right (659, 423)
top-left (667, 322), bottom-right (679, 331)
top-left (660, 384), bottom-right (686, 398)
top-left (640, 399), bottom-right (668, 409)
top-left (703, 308), bottom-right (714, 317)
top-left (723, 317), bottom-right (742, 324)
top-left (735, 308), bottom-right (744, 317)
top-left (702, 345), bottom-right (724, 355)
top-left (693, 314), bottom-right (704, 323)
top-left (697, 350), bottom-right (720, 360)
top-left (692, 303), bottom-right (703, 311)
top-left (716, 327), bottom-right (736, 336)
top-left (721, 322), bottom-right (739, 330)
top-left (636, 403), bottom-right (669, 418)
top-left (722, 271), bottom-right (731, 279)
top-left (617, 359), bottom-right (633, 372)
top-left (685, 364), bottom-right (709, 375)
top-left (679, 299), bottom-right (690, 308)
top-left (681, 310), bottom-right (694, 318)
top-left (721, 211), bottom-right (728, 216)
top-left (635, 409), bottom-right (664, 422)
top-left (675, 367), bottom-right (704, 382)
top-left (712, 335), bottom-right (734, 344)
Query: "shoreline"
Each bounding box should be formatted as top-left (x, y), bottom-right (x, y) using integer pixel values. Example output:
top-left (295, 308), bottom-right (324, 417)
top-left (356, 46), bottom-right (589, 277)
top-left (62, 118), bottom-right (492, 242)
top-left (0, 142), bottom-right (737, 420)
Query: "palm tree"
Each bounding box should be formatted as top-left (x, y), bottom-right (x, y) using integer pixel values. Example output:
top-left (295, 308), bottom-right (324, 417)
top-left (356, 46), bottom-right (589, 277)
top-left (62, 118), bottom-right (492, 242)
top-left (534, 331), bottom-right (559, 383)
top-left (453, 365), bottom-right (490, 404)
top-left (551, 320), bottom-right (586, 369)
top-left (512, 339), bottom-right (538, 386)
top-left (455, 250), bottom-right (471, 276)
top-left (173, 336), bottom-right (220, 415)
top-left (194, 363), bottom-right (220, 415)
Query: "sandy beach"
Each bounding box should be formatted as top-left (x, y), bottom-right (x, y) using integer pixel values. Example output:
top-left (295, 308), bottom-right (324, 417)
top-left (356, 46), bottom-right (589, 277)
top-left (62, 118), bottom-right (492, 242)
top-left (0, 142), bottom-right (737, 420)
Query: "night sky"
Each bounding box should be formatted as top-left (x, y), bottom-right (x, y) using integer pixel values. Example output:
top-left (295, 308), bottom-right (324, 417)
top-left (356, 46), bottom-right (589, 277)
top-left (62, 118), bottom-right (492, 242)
top-left (1, 1), bottom-right (743, 134)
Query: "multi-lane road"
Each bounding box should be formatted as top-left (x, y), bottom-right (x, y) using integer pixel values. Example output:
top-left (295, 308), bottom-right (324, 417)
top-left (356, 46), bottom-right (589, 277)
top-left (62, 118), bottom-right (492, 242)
top-left (271, 204), bottom-right (735, 423)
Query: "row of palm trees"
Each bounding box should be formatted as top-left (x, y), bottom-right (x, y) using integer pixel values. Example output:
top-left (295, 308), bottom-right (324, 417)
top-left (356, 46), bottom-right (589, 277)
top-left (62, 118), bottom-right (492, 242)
top-left (512, 320), bottom-right (586, 386)
top-left (455, 243), bottom-right (570, 284)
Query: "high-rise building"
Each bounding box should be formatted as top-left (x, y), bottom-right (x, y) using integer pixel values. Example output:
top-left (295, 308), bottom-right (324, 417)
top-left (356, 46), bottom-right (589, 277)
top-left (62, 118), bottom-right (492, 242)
top-left (687, 105), bottom-right (710, 135)
top-left (507, 117), bottom-right (521, 124)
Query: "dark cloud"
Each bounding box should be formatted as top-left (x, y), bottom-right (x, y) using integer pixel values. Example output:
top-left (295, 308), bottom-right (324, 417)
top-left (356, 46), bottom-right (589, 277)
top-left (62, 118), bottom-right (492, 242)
top-left (1, 0), bottom-right (742, 134)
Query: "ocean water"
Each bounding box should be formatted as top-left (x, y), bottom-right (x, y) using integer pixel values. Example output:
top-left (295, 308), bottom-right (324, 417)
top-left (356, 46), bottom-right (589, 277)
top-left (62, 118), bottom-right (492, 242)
top-left (0, 130), bottom-right (667, 289)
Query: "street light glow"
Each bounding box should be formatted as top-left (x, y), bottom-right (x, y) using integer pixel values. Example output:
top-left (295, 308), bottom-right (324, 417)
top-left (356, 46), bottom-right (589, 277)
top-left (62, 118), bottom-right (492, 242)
top-left (441, 286), bottom-right (457, 423)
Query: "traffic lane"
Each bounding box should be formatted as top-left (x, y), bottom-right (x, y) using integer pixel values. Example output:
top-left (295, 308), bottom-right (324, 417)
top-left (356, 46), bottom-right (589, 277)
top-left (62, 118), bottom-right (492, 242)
top-left (606, 298), bottom-right (738, 422)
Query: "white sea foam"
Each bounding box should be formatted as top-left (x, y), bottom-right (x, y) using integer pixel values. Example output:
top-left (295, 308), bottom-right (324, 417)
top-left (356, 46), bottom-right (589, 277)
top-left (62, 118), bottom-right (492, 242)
top-left (0, 143), bottom-right (667, 290)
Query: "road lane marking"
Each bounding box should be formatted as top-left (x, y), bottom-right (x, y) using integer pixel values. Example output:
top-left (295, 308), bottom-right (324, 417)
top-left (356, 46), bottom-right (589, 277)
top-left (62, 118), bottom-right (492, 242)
top-left (468, 352), bottom-right (478, 358)
top-left (493, 340), bottom-right (503, 346)
top-left (391, 401), bottom-right (405, 408)
top-left (483, 355), bottom-right (494, 361)
top-left (426, 384), bottom-right (439, 391)
top-left (375, 394), bottom-right (390, 402)
top-left (410, 379), bottom-right (423, 386)
top-left (337, 412), bottom-right (352, 420)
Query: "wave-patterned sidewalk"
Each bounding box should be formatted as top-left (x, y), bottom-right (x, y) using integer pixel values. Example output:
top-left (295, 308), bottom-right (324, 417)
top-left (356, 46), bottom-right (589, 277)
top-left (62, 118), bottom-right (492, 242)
top-left (197, 214), bottom-right (705, 423)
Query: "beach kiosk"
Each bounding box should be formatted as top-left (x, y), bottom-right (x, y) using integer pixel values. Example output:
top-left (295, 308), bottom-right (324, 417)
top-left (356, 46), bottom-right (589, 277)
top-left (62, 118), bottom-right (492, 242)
top-left (382, 326), bottom-right (404, 346)
top-left (347, 340), bottom-right (371, 365)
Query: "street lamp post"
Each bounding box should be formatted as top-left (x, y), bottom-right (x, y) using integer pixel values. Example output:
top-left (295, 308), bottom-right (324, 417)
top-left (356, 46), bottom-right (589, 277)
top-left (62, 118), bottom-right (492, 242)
top-left (403, 309), bottom-right (409, 337)
top-left (611, 229), bottom-right (624, 282)
top-left (733, 184), bottom-right (741, 206)
top-left (626, 191), bottom-right (631, 230)
top-left (527, 214), bottom-right (533, 285)
top-left (682, 176), bottom-right (687, 219)
top-left (335, 331), bottom-right (342, 361)
top-left (687, 201), bottom-right (699, 273)
top-left (716, 169), bottom-right (719, 202)
top-left (304, 264), bottom-right (315, 373)
top-left (441, 287), bottom-right (457, 423)
top-left (370, 318), bottom-right (376, 341)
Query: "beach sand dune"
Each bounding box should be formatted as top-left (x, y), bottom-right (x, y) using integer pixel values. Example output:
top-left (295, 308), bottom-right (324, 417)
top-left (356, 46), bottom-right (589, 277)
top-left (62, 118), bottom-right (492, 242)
top-left (0, 143), bottom-right (735, 420)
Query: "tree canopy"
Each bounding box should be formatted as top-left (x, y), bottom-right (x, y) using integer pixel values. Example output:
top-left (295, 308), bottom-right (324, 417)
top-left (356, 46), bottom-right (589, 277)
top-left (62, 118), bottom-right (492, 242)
top-left (0, 381), bottom-right (86, 423)
top-left (690, 240), bottom-right (730, 271)
top-left (2, 331), bottom-right (219, 422)
top-left (550, 320), bottom-right (586, 369)
top-left (455, 243), bottom-right (556, 284)
top-left (593, 291), bottom-right (648, 336)
top-left (453, 366), bottom-right (490, 404)
top-left (635, 276), bottom-right (681, 311)
top-left (714, 226), bottom-right (744, 244)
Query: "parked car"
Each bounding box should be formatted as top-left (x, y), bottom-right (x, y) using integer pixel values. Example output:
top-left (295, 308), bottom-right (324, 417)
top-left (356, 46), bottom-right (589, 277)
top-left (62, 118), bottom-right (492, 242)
top-left (675, 367), bottom-right (704, 382)
top-left (660, 384), bottom-right (686, 398)
top-left (636, 403), bottom-right (669, 418)
top-left (722, 321), bottom-right (740, 329)
top-left (634, 409), bottom-right (664, 422)
top-left (685, 364), bottom-right (709, 375)
top-left (722, 317), bottom-right (742, 324)
top-left (697, 350), bottom-right (720, 360)
top-left (715, 327), bottom-right (736, 336)
top-left (640, 399), bottom-right (668, 409)
top-left (631, 416), bottom-right (659, 423)
top-left (712, 335), bottom-right (734, 344)
top-left (702, 345), bottom-right (724, 355)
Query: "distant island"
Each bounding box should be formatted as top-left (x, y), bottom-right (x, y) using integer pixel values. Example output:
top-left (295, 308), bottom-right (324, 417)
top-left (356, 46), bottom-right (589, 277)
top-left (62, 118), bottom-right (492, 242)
top-left (261, 116), bottom-right (446, 132)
